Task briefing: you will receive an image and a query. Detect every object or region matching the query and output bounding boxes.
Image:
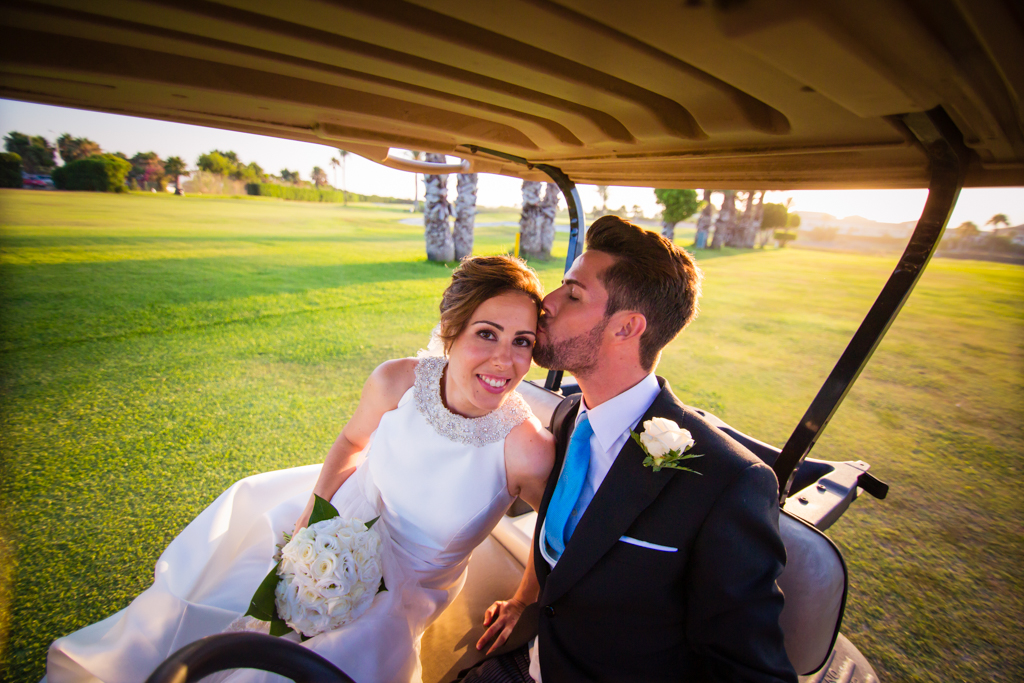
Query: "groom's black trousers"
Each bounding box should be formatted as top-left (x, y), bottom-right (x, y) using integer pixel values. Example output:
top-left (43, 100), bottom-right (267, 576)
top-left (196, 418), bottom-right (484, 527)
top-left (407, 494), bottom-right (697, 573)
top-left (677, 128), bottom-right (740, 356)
top-left (456, 645), bottom-right (533, 683)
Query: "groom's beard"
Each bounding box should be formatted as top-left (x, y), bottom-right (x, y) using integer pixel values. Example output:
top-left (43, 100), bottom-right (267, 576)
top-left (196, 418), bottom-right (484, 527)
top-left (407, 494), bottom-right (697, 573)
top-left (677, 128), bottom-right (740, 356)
top-left (533, 316), bottom-right (609, 377)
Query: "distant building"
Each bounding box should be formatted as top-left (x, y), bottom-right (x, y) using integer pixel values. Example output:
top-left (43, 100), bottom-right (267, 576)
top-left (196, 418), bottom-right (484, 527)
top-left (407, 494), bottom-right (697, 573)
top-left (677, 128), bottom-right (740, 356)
top-left (795, 212), bottom-right (914, 239)
top-left (993, 224), bottom-right (1024, 245)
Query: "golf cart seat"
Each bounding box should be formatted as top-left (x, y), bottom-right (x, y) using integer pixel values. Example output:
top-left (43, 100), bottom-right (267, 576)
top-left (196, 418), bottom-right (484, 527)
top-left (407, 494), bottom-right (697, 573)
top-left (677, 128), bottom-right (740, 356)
top-left (418, 381), bottom-right (847, 680)
top-left (147, 381), bottom-right (848, 682)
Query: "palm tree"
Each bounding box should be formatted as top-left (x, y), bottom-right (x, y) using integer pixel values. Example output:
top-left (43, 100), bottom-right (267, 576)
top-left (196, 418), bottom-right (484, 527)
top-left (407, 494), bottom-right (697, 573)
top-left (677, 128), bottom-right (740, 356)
top-left (329, 156), bottom-right (340, 189)
top-left (423, 153), bottom-right (453, 261)
top-left (710, 190), bottom-right (736, 249)
top-left (337, 149), bottom-right (348, 205)
top-left (987, 213), bottom-right (1010, 230)
top-left (311, 166), bottom-right (328, 188)
top-left (539, 183), bottom-right (560, 256)
top-left (694, 189), bottom-right (714, 249)
top-left (453, 173), bottom-right (478, 260)
top-left (519, 180), bottom-right (544, 259)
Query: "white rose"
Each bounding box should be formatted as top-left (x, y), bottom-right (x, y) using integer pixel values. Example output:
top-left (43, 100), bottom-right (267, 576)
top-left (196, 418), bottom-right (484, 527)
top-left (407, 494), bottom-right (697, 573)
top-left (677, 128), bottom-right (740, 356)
top-left (640, 417), bottom-right (694, 464)
top-left (275, 576), bottom-right (301, 622)
top-left (338, 551), bottom-right (360, 584)
top-left (290, 535), bottom-right (317, 565)
top-left (326, 595), bottom-right (353, 617)
top-left (311, 550), bottom-right (338, 581)
top-left (315, 533), bottom-right (342, 554)
top-left (317, 576), bottom-right (351, 598)
top-left (279, 557), bottom-right (297, 576)
top-left (313, 517), bottom-right (344, 535)
top-left (356, 554), bottom-right (381, 584)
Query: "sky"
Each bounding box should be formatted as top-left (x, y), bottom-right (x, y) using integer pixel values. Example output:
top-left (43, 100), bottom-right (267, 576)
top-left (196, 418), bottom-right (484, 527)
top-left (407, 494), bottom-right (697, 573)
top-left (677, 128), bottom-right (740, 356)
top-left (3, 99), bottom-right (1022, 228)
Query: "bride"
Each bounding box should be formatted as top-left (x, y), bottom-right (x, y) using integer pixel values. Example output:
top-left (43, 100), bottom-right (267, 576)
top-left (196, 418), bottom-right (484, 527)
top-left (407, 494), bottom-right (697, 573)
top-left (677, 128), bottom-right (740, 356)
top-left (45, 255), bottom-right (555, 683)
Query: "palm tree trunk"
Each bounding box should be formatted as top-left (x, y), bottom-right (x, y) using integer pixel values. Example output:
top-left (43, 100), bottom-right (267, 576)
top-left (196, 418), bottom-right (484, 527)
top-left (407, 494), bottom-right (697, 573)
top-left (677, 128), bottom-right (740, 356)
top-left (695, 189), bottom-right (713, 249)
top-left (423, 153), bottom-right (453, 261)
top-left (453, 173), bottom-right (478, 260)
top-left (539, 182), bottom-right (559, 257)
top-left (711, 190), bottom-right (736, 249)
top-left (519, 180), bottom-right (545, 259)
top-left (661, 220), bottom-right (676, 240)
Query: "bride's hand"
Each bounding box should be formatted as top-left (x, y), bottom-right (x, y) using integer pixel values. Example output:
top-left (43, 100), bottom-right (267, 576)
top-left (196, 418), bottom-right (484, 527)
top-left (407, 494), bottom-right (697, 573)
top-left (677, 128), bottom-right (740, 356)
top-left (292, 496), bottom-right (315, 537)
top-left (476, 598), bottom-right (527, 655)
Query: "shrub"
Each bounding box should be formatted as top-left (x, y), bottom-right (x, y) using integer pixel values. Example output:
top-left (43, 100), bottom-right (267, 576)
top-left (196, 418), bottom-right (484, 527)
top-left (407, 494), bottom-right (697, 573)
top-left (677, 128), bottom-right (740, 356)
top-left (52, 154), bottom-right (131, 192)
top-left (246, 183), bottom-right (350, 203)
top-left (0, 152), bottom-right (22, 188)
top-left (244, 182), bottom-right (408, 204)
top-left (774, 229), bottom-right (798, 248)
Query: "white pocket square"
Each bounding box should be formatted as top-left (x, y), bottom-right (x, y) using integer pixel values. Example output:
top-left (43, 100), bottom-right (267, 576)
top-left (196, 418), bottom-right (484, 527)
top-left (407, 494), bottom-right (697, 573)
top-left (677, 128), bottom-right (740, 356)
top-left (619, 536), bottom-right (678, 552)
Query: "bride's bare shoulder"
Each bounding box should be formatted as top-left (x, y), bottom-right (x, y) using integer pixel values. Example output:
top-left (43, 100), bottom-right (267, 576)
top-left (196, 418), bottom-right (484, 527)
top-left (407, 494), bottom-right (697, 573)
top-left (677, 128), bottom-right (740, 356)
top-left (362, 358), bottom-right (419, 408)
top-left (505, 415), bottom-right (555, 473)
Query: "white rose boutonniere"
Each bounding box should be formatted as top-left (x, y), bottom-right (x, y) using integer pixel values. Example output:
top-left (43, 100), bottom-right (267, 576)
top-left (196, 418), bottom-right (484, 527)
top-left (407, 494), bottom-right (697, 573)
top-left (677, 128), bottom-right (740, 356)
top-left (631, 417), bottom-right (704, 473)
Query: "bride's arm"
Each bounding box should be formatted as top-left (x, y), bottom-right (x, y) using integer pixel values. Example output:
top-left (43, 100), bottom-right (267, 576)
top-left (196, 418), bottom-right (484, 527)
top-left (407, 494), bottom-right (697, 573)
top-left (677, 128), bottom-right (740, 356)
top-left (477, 545), bottom-right (540, 654)
top-left (474, 417), bottom-right (554, 653)
top-left (293, 358), bottom-right (417, 535)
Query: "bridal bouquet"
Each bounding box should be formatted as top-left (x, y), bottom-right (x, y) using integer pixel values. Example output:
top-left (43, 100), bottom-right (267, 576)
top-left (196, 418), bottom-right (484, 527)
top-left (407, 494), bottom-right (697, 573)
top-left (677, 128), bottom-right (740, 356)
top-left (245, 494), bottom-right (386, 639)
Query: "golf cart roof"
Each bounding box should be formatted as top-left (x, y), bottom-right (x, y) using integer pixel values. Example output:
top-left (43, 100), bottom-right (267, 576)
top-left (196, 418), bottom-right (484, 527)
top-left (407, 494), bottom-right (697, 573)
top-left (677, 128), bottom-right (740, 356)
top-left (1, 0), bottom-right (1021, 189)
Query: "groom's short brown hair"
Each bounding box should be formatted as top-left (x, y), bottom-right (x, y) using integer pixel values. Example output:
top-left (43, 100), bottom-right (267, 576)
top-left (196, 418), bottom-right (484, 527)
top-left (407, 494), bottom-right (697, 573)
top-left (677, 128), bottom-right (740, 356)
top-left (585, 216), bottom-right (703, 370)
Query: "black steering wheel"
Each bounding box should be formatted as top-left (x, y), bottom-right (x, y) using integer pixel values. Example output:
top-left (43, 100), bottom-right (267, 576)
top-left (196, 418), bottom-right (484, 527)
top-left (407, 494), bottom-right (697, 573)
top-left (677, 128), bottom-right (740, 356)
top-left (144, 633), bottom-right (355, 683)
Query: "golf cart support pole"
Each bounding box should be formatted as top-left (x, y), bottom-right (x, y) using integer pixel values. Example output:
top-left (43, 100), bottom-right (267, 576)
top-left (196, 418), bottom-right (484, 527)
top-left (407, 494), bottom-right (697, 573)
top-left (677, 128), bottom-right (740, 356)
top-left (773, 108), bottom-right (969, 504)
top-left (466, 146), bottom-right (585, 392)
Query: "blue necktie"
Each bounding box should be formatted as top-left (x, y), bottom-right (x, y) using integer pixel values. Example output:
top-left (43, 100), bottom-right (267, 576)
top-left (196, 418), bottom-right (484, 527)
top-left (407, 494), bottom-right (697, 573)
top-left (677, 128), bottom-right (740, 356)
top-left (544, 415), bottom-right (594, 561)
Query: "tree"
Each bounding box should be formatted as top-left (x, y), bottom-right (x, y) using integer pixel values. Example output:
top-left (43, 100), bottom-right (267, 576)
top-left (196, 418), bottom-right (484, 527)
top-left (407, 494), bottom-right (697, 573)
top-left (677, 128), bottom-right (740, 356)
top-left (453, 173), bottom-right (478, 260)
top-left (311, 166), bottom-right (328, 188)
top-left (197, 151), bottom-right (236, 176)
top-left (4, 132), bottom-right (56, 174)
top-left (694, 189), bottom-right (714, 249)
top-left (56, 134), bottom-right (102, 163)
top-left (241, 161), bottom-right (264, 183)
top-left (280, 169), bottom-right (300, 184)
top-left (423, 153), bottom-right (453, 261)
top-left (653, 189), bottom-right (699, 241)
top-left (0, 152), bottom-right (22, 188)
top-left (163, 156), bottom-right (188, 180)
top-left (539, 183), bottom-right (560, 257)
top-left (129, 151), bottom-right (165, 190)
top-left (729, 190), bottom-right (762, 248)
top-left (330, 156), bottom-right (340, 189)
top-left (759, 201), bottom-right (789, 247)
top-left (519, 180), bottom-right (545, 259)
top-left (710, 190), bottom-right (736, 248)
top-left (338, 149), bottom-right (349, 205)
top-left (987, 214), bottom-right (1010, 230)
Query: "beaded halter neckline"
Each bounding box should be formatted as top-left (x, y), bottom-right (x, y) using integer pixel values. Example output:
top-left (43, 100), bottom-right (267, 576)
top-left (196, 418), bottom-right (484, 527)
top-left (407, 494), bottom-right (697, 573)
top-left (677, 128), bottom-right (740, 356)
top-left (413, 356), bottom-right (531, 447)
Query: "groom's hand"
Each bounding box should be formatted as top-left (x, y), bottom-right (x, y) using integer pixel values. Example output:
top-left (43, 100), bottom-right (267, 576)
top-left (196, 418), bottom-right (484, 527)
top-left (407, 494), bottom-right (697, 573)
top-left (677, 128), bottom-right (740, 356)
top-left (477, 598), bottom-right (527, 655)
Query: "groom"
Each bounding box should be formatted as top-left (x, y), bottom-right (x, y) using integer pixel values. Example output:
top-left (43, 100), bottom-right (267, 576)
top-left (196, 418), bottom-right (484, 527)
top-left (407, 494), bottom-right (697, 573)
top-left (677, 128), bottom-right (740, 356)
top-left (468, 216), bottom-right (796, 682)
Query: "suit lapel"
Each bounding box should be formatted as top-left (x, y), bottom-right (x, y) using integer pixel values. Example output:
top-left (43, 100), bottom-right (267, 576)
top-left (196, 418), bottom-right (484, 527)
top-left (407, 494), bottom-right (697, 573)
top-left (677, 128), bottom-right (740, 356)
top-left (542, 384), bottom-right (685, 603)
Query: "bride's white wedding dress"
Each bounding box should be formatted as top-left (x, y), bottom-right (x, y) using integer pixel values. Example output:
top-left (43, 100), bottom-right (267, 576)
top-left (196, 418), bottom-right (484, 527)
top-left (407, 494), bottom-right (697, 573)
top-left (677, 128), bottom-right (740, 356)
top-left (46, 356), bottom-right (531, 683)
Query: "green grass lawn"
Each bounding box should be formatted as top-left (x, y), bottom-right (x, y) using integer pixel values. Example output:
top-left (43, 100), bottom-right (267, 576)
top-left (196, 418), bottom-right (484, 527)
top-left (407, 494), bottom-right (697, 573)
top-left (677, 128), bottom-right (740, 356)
top-left (1, 190), bottom-right (1022, 682)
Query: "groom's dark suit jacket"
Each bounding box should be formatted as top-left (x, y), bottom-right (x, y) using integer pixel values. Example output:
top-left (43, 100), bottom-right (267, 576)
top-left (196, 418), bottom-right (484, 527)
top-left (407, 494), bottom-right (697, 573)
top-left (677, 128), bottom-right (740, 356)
top-left (533, 379), bottom-right (797, 682)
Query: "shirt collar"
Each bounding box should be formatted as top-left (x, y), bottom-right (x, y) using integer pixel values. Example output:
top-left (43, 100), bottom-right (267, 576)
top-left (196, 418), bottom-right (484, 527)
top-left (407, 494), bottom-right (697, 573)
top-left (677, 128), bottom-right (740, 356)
top-left (576, 373), bottom-right (661, 453)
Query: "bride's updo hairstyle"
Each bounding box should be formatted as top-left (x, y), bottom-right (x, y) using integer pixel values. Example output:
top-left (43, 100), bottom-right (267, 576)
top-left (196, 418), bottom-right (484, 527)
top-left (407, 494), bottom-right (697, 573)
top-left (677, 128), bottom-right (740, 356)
top-left (437, 255), bottom-right (544, 354)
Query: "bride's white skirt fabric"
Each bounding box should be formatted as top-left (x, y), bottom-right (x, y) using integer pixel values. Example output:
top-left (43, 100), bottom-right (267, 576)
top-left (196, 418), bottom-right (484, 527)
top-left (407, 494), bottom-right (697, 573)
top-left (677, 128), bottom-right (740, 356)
top-left (46, 464), bottom-right (466, 683)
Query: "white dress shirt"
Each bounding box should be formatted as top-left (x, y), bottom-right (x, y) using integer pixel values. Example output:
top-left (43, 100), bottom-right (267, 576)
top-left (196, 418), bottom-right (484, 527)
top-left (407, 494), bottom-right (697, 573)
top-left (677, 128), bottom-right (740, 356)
top-left (529, 372), bottom-right (661, 681)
